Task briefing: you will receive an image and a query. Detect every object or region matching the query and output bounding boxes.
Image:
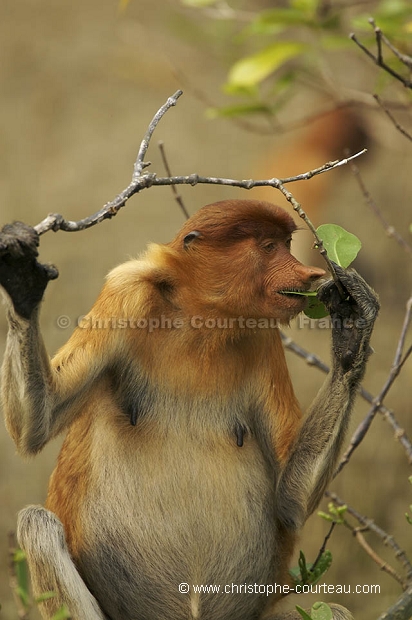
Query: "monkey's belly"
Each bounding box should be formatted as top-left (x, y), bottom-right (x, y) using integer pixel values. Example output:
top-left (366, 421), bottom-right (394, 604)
top-left (67, 426), bottom-right (280, 620)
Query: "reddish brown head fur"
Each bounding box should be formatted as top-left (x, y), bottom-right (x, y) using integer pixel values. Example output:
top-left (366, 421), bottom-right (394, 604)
top-left (171, 199), bottom-right (296, 249)
top-left (168, 200), bottom-right (325, 323)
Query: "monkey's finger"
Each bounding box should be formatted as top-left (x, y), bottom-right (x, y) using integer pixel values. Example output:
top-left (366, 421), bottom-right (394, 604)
top-left (331, 267), bottom-right (380, 318)
top-left (0, 222), bottom-right (40, 258)
top-left (42, 263), bottom-right (59, 281)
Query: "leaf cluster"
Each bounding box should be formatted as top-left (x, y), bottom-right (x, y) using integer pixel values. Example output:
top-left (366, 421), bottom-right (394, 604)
top-left (179, 0), bottom-right (412, 120)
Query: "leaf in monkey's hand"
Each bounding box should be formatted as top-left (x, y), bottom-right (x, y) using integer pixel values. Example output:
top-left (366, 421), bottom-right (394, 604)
top-left (293, 224), bottom-right (361, 318)
top-left (304, 294), bottom-right (329, 319)
top-left (279, 291), bottom-right (329, 319)
top-left (316, 224), bottom-right (362, 268)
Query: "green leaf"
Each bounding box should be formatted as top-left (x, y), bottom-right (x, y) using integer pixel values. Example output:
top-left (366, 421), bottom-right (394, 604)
top-left (35, 591), bottom-right (57, 603)
top-left (318, 511), bottom-right (336, 522)
top-left (304, 296), bottom-right (329, 319)
top-left (276, 290), bottom-right (328, 319)
top-left (222, 82), bottom-right (259, 97)
top-left (51, 604), bottom-right (72, 620)
top-left (316, 224), bottom-right (361, 267)
top-left (15, 586), bottom-right (30, 610)
top-left (296, 606), bottom-right (314, 620)
top-left (321, 34), bottom-right (354, 50)
top-left (310, 550), bottom-right (333, 582)
top-left (298, 551), bottom-right (310, 582)
top-left (249, 8), bottom-right (313, 33)
top-left (227, 42), bottom-right (306, 88)
top-left (181, 0), bottom-right (217, 5)
top-left (291, 0), bottom-right (318, 13)
top-left (290, 549), bottom-right (332, 586)
top-left (206, 102), bottom-right (273, 119)
top-left (14, 550), bottom-right (30, 610)
top-left (318, 503), bottom-right (347, 524)
top-left (13, 548), bottom-right (27, 563)
top-left (311, 601), bottom-right (334, 620)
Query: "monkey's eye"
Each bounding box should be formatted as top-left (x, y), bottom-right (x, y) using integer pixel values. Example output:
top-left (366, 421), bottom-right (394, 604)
top-left (183, 230), bottom-right (201, 248)
top-left (261, 241), bottom-right (277, 253)
top-left (285, 238), bottom-right (292, 250)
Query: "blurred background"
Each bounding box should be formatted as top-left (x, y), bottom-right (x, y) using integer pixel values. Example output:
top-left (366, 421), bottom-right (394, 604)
top-left (0, 0), bottom-right (411, 618)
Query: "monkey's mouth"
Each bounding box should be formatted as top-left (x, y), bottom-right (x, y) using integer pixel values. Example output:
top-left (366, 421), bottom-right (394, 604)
top-left (277, 289), bottom-right (311, 299)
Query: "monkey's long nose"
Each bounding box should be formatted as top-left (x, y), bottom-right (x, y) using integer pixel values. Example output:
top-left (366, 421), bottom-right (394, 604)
top-left (294, 264), bottom-right (326, 284)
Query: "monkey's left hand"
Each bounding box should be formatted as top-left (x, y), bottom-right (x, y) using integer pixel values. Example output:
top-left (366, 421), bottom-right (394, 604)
top-left (317, 266), bottom-right (379, 374)
top-left (0, 222), bottom-right (58, 320)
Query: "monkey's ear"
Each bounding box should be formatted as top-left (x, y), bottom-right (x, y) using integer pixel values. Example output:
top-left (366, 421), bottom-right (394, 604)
top-left (183, 230), bottom-right (202, 248)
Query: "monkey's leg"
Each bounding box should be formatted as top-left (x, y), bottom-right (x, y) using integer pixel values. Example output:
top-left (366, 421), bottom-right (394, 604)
top-left (265, 603), bottom-right (354, 619)
top-left (17, 506), bottom-right (105, 620)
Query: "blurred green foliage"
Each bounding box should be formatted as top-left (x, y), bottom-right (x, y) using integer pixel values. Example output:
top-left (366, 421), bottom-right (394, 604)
top-left (174, 0), bottom-right (412, 120)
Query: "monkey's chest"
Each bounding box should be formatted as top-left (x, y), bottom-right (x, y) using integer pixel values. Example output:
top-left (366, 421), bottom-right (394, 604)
top-left (67, 422), bottom-right (280, 620)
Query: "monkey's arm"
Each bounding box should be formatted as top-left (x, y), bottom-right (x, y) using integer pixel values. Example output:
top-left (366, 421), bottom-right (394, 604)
top-left (0, 223), bottom-right (111, 455)
top-left (276, 268), bottom-right (379, 529)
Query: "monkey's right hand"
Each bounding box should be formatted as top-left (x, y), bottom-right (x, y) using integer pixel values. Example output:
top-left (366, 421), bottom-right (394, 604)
top-left (317, 265), bottom-right (379, 375)
top-left (0, 222), bottom-right (58, 319)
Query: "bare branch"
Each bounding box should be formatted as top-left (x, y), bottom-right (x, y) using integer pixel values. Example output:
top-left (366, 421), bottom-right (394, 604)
top-left (377, 583), bottom-right (412, 620)
top-left (326, 492), bottom-right (412, 582)
top-left (311, 521), bottom-right (336, 574)
top-left (133, 91), bottom-right (183, 180)
top-left (353, 528), bottom-right (406, 589)
top-left (374, 94), bottom-right (412, 143)
top-left (370, 18), bottom-right (412, 70)
top-left (280, 332), bottom-right (412, 465)
top-left (336, 302), bottom-right (412, 474)
top-left (350, 21), bottom-right (412, 89)
top-left (158, 141), bottom-right (190, 220)
top-left (34, 90), bottom-right (184, 235)
top-left (349, 159), bottom-right (412, 257)
top-left (30, 90), bottom-right (366, 297)
top-left (280, 332), bottom-right (330, 373)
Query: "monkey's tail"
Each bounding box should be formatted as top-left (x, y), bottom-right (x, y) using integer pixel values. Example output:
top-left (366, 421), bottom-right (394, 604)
top-left (17, 506), bottom-right (106, 620)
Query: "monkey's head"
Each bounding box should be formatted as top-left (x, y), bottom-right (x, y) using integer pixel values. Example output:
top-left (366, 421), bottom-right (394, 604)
top-left (166, 200), bottom-right (326, 325)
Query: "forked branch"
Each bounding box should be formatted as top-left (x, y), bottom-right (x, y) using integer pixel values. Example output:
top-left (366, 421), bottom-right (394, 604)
top-left (32, 91), bottom-right (366, 293)
top-left (350, 19), bottom-right (412, 89)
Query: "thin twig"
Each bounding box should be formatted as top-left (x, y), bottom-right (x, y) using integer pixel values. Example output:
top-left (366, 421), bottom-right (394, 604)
top-left (311, 521), bottom-right (336, 574)
top-left (281, 332), bottom-right (330, 373)
top-left (350, 21), bottom-right (412, 89)
top-left (280, 332), bottom-right (412, 464)
top-left (336, 305), bottom-right (412, 475)
top-left (349, 160), bottom-right (412, 257)
top-left (353, 527), bottom-right (407, 588)
top-left (133, 91), bottom-right (184, 180)
top-left (369, 18), bottom-right (412, 70)
top-left (377, 583), bottom-right (412, 620)
top-left (158, 141), bottom-right (190, 220)
top-left (374, 94), bottom-right (412, 143)
top-left (270, 179), bottom-right (345, 294)
top-left (30, 92), bottom-right (366, 295)
top-left (34, 90), bottom-right (184, 235)
top-left (34, 151), bottom-right (367, 236)
top-left (326, 492), bottom-right (412, 582)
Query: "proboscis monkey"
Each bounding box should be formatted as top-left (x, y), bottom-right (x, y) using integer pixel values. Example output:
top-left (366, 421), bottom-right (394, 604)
top-left (0, 199), bottom-right (378, 620)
